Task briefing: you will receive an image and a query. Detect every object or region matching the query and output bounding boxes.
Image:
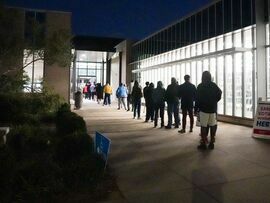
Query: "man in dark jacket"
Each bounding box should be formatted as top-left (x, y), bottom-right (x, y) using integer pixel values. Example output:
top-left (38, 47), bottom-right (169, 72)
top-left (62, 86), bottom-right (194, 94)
top-left (132, 80), bottom-right (143, 119)
top-left (195, 71), bottom-right (222, 150)
top-left (165, 77), bottom-right (180, 129)
top-left (145, 83), bottom-right (155, 122)
top-left (143, 82), bottom-right (150, 121)
top-left (152, 81), bottom-right (166, 128)
top-left (178, 75), bottom-right (196, 133)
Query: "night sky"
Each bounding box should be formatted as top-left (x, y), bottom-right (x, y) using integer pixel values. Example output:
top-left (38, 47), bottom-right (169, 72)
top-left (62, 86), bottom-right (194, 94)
top-left (5, 0), bottom-right (210, 40)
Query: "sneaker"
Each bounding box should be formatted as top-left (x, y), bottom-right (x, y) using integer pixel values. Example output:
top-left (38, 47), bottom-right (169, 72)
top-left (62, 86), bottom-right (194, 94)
top-left (189, 129), bottom-right (193, 133)
top-left (178, 129), bottom-right (185, 133)
top-left (197, 143), bottom-right (207, 150)
top-left (175, 125), bottom-right (179, 129)
top-left (165, 125), bottom-right (172, 129)
top-left (208, 143), bottom-right (214, 150)
top-left (138, 117), bottom-right (142, 120)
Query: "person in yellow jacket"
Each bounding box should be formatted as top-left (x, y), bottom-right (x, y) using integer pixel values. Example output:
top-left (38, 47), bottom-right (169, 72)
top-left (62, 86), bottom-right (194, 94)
top-left (103, 82), bottom-right (113, 106)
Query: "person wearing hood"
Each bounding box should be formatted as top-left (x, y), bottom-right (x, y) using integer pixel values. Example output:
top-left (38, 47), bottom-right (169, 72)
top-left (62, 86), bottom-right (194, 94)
top-left (145, 82), bottom-right (155, 122)
top-left (132, 80), bottom-right (143, 119)
top-left (152, 81), bottom-right (166, 128)
top-left (195, 71), bottom-right (222, 150)
top-left (165, 77), bottom-right (180, 129)
top-left (116, 83), bottom-right (128, 110)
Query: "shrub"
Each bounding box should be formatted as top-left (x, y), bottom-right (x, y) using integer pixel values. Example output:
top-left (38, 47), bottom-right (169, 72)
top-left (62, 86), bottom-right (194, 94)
top-left (0, 92), bottom-right (62, 125)
top-left (0, 146), bottom-right (15, 201)
top-left (6, 125), bottom-right (50, 159)
top-left (56, 111), bottom-right (87, 135)
top-left (53, 131), bottom-right (92, 164)
top-left (12, 157), bottom-right (63, 202)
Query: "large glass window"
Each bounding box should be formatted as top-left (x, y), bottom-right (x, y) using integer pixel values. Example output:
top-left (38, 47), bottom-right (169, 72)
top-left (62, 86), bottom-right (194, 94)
top-left (244, 28), bottom-right (253, 48)
top-left (197, 61), bottom-right (203, 86)
top-left (244, 51), bottom-right (253, 118)
top-left (234, 31), bottom-right (242, 47)
top-left (186, 63), bottom-right (191, 76)
top-left (225, 55), bottom-right (233, 116)
top-left (181, 64), bottom-right (185, 84)
top-left (23, 52), bottom-right (44, 92)
top-left (217, 37), bottom-right (224, 51)
top-left (191, 62), bottom-right (196, 84)
top-left (225, 34), bottom-right (232, 49)
top-left (234, 53), bottom-right (243, 117)
top-left (210, 58), bottom-right (216, 82)
top-left (203, 59), bottom-right (209, 71)
top-left (217, 56), bottom-right (224, 114)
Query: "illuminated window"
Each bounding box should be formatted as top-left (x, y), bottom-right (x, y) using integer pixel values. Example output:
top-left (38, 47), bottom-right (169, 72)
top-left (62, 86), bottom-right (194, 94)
top-left (233, 31), bottom-right (242, 47)
top-left (23, 51), bottom-right (44, 92)
top-left (185, 63), bottom-right (191, 76)
top-left (180, 49), bottom-right (185, 59)
top-left (234, 53), bottom-right (242, 117)
top-left (191, 45), bottom-right (196, 57)
top-left (217, 37), bottom-right (223, 51)
top-left (225, 34), bottom-right (232, 49)
top-left (197, 43), bottom-right (202, 55)
top-left (203, 59), bottom-right (209, 71)
top-left (243, 28), bottom-right (252, 48)
top-left (203, 41), bottom-right (209, 54)
top-left (197, 61), bottom-right (203, 86)
top-left (191, 61), bottom-right (196, 84)
top-left (210, 58), bottom-right (216, 82)
top-left (210, 39), bottom-right (216, 53)
top-left (181, 64), bottom-right (185, 84)
top-left (186, 46), bottom-right (190, 58)
top-left (217, 56), bottom-right (224, 114)
top-left (225, 55), bottom-right (233, 116)
top-left (244, 51), bottom-right (253, 118)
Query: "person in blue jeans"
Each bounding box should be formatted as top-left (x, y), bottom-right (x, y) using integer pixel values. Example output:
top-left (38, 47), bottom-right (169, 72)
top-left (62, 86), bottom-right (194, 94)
top-left (131, 80), bottom-right (142, 119)
top-left (165, 77), bottom-right (180, 129)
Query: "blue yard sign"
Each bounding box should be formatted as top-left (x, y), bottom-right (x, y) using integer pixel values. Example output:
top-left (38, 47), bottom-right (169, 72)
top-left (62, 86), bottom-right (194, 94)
top-left (95, 132), bottom-right (111, 167)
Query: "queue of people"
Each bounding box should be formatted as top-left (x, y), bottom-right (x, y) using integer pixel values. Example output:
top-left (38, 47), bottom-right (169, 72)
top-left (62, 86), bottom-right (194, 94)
top-left (82, 71), bottom-right (222, 150)
top-left (126, 71), bottom-right (222, 150)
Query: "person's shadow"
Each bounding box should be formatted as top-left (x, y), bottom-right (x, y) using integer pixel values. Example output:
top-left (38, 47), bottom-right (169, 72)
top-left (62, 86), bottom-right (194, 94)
top-left (192, 151), bottom-right (226, 203)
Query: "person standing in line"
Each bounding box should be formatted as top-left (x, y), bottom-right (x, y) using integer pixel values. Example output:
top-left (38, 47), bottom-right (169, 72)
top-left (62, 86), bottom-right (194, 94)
top-left (132, 80), bottom-right (143, 119)
top-left (116, 83), bottom-right (128, 110)
top-left (178, 75), bottom-right (197, 133)
top-left (87, 82), bottom-right (91, 100)
top-left (127, 80), bottom-right (134, 111)
top-left (90, 82), bottom-right (96, 100)
top-left (195, 71), bottom-right (222, 150)
top-left (143, 82), bottom-right (150, 119)
top-left (103, 82), bottom-right (113, 106)
top-left (152, 81), bottom-right (166, 128)
top-left (96, 83), bottom-right (103, 104)
top-left (165, 77), bottom-right (180, 129)
top-left (83, 83), bottom-right (88, 99)
top-left (145, 82), bottom-right (155, 122)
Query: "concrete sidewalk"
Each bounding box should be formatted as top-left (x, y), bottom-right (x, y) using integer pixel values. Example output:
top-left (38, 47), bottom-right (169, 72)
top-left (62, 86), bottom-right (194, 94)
top-left (76, 101), bottom-right (270, 203)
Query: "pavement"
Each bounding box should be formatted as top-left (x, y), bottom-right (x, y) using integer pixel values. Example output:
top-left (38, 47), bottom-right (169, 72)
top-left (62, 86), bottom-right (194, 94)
top-left (76, 100), bottom-right (270, 203)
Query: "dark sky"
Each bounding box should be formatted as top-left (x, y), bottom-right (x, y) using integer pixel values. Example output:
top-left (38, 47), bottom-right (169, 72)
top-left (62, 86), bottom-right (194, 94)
top-left (5, 0), bottom-right (210, 40)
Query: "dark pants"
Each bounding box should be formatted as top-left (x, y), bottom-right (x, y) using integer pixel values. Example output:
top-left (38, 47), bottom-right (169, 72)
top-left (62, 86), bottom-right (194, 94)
top-left (182, 108), bottom-right (194, 130)
top-left (103, 93), bottom-right (111, 105)
top-left (154, 103), bottom-right (165, 127)
top-left (167, 102), bottom-right (180, 127)
top-left (145, 103), bottom-right (154, 121)
top-left (133, 98), bottom-right (141, 118)
top-left (127, 94), bottom-right (132, 110)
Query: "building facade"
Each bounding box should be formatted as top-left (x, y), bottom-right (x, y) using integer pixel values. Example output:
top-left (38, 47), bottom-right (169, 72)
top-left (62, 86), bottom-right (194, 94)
top-left (130, 0), bottom-right (269, 125)
top-left (0, 7), bottom-right (71, 102)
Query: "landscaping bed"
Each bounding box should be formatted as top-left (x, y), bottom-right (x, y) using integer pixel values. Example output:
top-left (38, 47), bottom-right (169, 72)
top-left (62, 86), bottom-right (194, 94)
top-left (0, 93), bottom-right (119, 202)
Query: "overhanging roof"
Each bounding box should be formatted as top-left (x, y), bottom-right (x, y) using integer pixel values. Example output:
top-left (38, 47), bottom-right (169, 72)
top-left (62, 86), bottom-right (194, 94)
top-left (72, 36), bottom-right (124, 52)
